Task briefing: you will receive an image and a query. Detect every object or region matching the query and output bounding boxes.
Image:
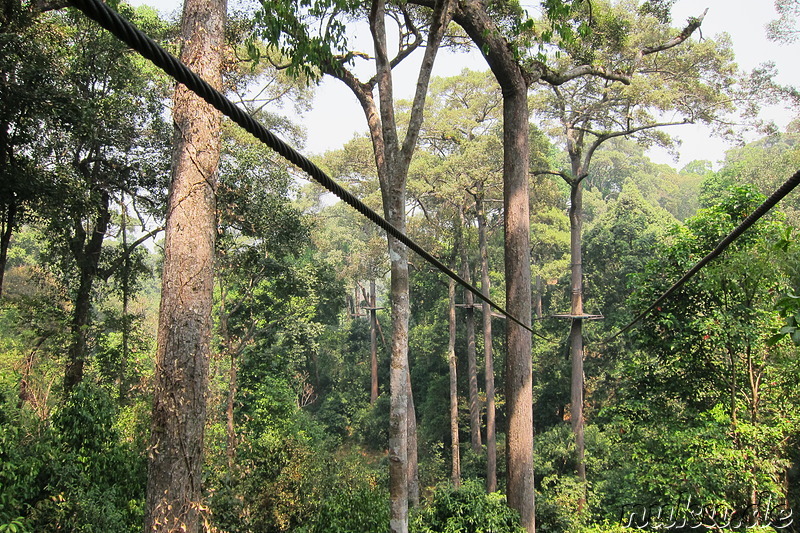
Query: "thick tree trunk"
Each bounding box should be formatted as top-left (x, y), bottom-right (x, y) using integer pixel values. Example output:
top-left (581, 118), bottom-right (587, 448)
top-left (461, 250), bottom-right (482, 453)
top-left (503, 88), bottom-right (535, 533)
top-left (64, 190), bottom-right (111, 393)
top-left (476, 193), bottom-right (497, 492)
top-left (144, 0), bottom-right (225, 530)
top-left (387, 234), bottom-right (410, 533)
top-left (444, 2), bottom-right (535, 526)
top-left (370, 279), bottom-right (379, 404)
top-left (568, 180), bottom-right (587, 508)
top-left (448, 278), bottom-right (461, 487)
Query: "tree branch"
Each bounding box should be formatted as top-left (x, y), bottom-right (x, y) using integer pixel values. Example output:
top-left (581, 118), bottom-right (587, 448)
top-left (532, 169), bottom-right (573, 185)
top-left (538, 9), bottom-right (708, 86)
top-left (99, 226), bottom-right (164, 281)
top-left (639, 9), bottom-right (708, 58)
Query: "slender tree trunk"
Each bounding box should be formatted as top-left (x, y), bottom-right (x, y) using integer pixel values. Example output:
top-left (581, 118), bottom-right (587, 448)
top-left (119, 197), bottom-right (131, 401)
top-left (0, 120), bottom-right (12, 299)
top-left (64, 190), bottom-right (111, 393)
top-left (568, 181), bottom-right (587, 508)
top-left (0, 199), bottom-right (16, 299)
top-left (476, 193), bottom-right (497, 492)
top-left (461, 248), bottom-right (482, 452)
top-left (144, 0), bottom-right (225, 530)
top-left (534, 274), bottom-right (543, 319)
top-left (226, 349), bottom-right (237, 469)
top-left (448, 278), bottom-right (461, 487)
top-left (370, 279), bottom-right (379, 404)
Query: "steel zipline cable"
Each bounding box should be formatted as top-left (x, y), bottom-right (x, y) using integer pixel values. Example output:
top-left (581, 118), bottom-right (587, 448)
top-left (601, 167), bottom-right (800, 346)
top-left (67, 0), bottom-right (535, 334)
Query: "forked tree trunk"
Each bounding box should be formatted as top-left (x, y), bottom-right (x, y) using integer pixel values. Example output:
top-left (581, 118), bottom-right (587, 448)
top-left (64, 190), bottom-right (111, 393)
top-left (476, 192), bottom-right (497, 492)
top-left (327, 0), bottom-right (452, 529)
top-left (144, 0), bottom-right (225, 530)
top-left (448, 278), bottom-right (461, 487)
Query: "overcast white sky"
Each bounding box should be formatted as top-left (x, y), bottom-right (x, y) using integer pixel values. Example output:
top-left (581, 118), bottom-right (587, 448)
top-left (128, 0), bottom-right (798, 169)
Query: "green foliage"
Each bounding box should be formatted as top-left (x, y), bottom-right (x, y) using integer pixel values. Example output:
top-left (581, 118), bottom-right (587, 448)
top-left (534, 425), bottom-right (589, 532)
top-left (0, 381), bottom-right (146, 533)
top-left (251, 0), bottom-right (363, 79)
top-left (584, 183), bottom-right (675, 329)
top-left (298, 449), bottom-right (389, 533)
top-left (768, 0), bottom-right (800, 43)
top-left (601, 184), bottom-right (800, 522)
top-left (410, 480), bottom-right (525, 533)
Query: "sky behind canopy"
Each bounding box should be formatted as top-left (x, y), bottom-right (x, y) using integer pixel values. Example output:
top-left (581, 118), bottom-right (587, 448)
top-left (128, 0), bottom-right (799, 170)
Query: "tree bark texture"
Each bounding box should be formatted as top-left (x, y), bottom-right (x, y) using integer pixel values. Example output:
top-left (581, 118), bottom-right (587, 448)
top-left (502, 88), bottom-right (535, 533)
top-left (144, 0), bottom-right (225, 530)
top-left (407, 370), bottom-right (419, 507)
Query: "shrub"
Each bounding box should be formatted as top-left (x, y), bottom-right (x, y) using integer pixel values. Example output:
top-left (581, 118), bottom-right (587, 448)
top-left (410, 479), bottom-right (525, 533)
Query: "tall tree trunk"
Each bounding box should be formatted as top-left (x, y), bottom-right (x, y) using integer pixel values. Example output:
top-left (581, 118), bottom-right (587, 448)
top-left (327, 0), bottom-right (452, 527)
top-left (502, 87), bottom-right (535, 533)
top-left (445, 2), bottom-right (535, 526)
top-left (476, 192), bottom-right (497, 492)
top-left (144, 0), bottom-right (225, 530)
top-left (387, 233), bottom-right (410, 533)
top-left (448, 277), bottom-right (461, 487)
top-left (119, 197), bottom-right (131, 401)
top-left (370, 279), bottom-right (379, 404)
top-left (461, 247), bottom-right (482, 453)
top-left (568, 181), bottom-right (587, 508)
top-left (64, 190), bottom-right (111, 393)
